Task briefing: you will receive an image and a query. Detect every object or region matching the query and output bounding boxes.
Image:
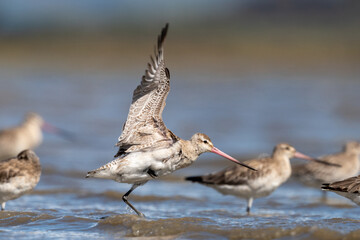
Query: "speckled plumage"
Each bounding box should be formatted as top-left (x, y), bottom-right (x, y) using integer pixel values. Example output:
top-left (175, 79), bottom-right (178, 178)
top-left (186, 143), bottom-right (315, 214)
top-left (0, 150), bottom-right (41, 210)
top-left (322, 175), bottom-right (360, 205)
top-left (86, 24), bottom-right (254, 217)
top-left (114, 24), bottom-right (176, 157)
top-left (293, 142), bottom-right (360, 189)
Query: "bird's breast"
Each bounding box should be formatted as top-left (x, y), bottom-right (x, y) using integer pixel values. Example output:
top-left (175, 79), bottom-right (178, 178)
top-left (114, 142), bottom-right (185, 183)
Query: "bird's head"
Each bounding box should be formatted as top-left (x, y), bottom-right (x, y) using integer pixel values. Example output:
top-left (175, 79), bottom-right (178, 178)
top-left (24, 112), bottom-right (44, 127)
top-left (273, 143), bottom-right (297, 159)
top-left (191, 133), bottom-right (214, 154)
top-left (273, 143), bottom-right (341, 167)
top-left (344, 141), bottom-right (360, 154)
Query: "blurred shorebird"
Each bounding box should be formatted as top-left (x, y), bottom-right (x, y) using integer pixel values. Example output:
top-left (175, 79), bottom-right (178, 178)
top-left (0, 112), bottom-right (72, 161)
top-left (0, 150), bottom-right (41, 210)
top-left (292, 141), bottom-right (360, 200)
top-left (86, 24), bottom-right (256, 217)
top-left (322, 175), bottom-right (360, 205)
top-left (186, 143), bottom-right (337, 214)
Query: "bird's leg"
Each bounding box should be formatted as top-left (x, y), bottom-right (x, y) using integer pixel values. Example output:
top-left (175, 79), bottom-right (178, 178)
top-left (122, 184), bottom-right (145, 218)
top-left (321, 191), bottom-right (327, 203)
top-left (1, 202), bottom-right (5, 211)
top-left (246, 198), bottom-right (253, 215)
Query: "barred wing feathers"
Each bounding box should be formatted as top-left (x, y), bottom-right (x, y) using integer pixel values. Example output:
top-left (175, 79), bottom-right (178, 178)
top-left (115, 24), bottom-right (178, 157)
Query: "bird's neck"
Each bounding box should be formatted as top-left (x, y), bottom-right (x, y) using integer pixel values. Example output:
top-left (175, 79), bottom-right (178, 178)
top-left (341, 150), bottom-right (360, 170)
top-left (271, 153), bottom-right (292, 180)
top-left (181, 139), bottom-right (201, 162)
top-left (345, 149), bottom-right (359, 157)
top-left (20, 122), bottom-right (43, 148)
top-left (272, 152), bottom-right (289, 162)
top-left (272, 153), bottom-right (291, 168)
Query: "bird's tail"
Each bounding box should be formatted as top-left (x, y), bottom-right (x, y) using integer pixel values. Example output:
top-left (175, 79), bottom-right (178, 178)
top-left (185, 176), bottom-right (204, 183)
top-left (86, 158), bottom-right (121, 179)
top-left (321, 183), bottom-right (332, 190)
top-left (85, 169), bottom-right (114, 180)
top-left (85, 170), bottom-right (97, 178)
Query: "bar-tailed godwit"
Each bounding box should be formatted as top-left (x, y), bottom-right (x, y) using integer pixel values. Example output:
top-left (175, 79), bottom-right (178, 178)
top-left (292, 141), bottom-right (360, 199)
top-left (186, 143), bottom-right (335, 214)
top-left (0, 112), bottom-right (68, 161)
top-left (0, 149), bottom-right (41, 210)
top-left (86, 24), bottom-right (256, 217)
top-left (321, 175), bottom-right (360, 205)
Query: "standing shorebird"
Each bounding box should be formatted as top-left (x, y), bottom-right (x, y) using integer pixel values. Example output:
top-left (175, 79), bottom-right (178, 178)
top-left (86, 24), bottom-right (256, 217)
top-left (0, 112), bottom-right (69, 161)
top-left (322, 175), bottom-right (360, 205)
top-left (0, 149), bottom-right (41, 210)
top-left (292, 141), bottom-right (360, 199)
top-left (185, 143), bottom-right (336, 214)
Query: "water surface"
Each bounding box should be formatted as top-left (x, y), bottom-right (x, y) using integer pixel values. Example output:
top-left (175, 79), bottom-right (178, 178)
top-left (0, 70), bottom-right (359, 239)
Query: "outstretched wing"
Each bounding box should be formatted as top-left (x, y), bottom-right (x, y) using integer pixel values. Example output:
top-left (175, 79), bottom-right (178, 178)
top-left (115, 24), bottom-right (178, 157)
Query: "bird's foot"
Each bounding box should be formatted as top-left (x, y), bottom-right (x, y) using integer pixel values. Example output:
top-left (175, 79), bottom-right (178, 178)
top-left (137, 212), bottom-right (146, 218)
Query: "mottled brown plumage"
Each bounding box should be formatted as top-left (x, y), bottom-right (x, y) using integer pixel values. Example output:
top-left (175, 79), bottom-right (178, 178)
top-left (293, 141), bottom-right (360, 199)
top-left (186, 143), bottom-right (320, 214)
top-left (200, 158), bottom-right (272, 186)
top-left (322, 175), bottom-right (360, 205)
top-left (87, 24), bottom-right (255, 217)
top-left (0, 150), bottom-right (41, 210)
top-left (115, 23), bottom-right (176, 158)
top-left (323, 176), bottom-right (360, 193)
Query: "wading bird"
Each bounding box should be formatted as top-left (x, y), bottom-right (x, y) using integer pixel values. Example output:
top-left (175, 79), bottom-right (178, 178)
top-left (186, 143), bottom-right (337, 214)
top-left (322, 175), bottom-right (360, 205)
top-left (0, 112), bottom-right (71, 161)
top-left (86, 24), bottom-right (256, 217)
top-left (0, 150), bottom-right (41, 210)
top-left (292, 141), bottom-right (360, 200)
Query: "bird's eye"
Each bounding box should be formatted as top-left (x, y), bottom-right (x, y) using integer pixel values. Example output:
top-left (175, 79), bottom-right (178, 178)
top-left (285, 147), bottom-right (290, 150)
top-left (203, 140), bottom-right (208, 144)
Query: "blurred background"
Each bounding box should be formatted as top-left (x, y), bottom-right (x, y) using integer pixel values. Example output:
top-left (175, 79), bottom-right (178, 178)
top-left (1, 1), bottom-right (360, 238)
top-left (0, 0), bottom-right (360, 169)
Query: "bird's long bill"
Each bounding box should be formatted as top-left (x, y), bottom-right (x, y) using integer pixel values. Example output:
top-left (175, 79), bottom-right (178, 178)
top-left (211, 147), bottom-right (257, 171)
top-left (294, 152), bottom-right (341, 167)
top-left (42, 122), bottom-right (75, 141)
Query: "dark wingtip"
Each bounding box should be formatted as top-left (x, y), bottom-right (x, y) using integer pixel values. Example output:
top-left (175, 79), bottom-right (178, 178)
top-left (165, 68), bottom-right (170, 79)
top-left (163, 23), bottom-right (169, 37)
top-left (185, 176), bottom-right (203, 183)
top-left (321, 183), bottom-right (335, 190)
top-left (158, 23), bottom-right (169, 49)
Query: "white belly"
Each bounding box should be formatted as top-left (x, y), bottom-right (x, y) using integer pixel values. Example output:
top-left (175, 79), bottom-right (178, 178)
top-left (105, 143), bottom-right (185, 184)
top-left (334, 191), bottom-right (360, 206)
top-left (209, 172), bottom-right (289, 199)
top-left (0, 176), bottom-right (38, 202)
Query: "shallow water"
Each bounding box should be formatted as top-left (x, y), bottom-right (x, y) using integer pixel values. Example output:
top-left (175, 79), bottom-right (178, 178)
top-left (0, 70), bottom-right (360, 239)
